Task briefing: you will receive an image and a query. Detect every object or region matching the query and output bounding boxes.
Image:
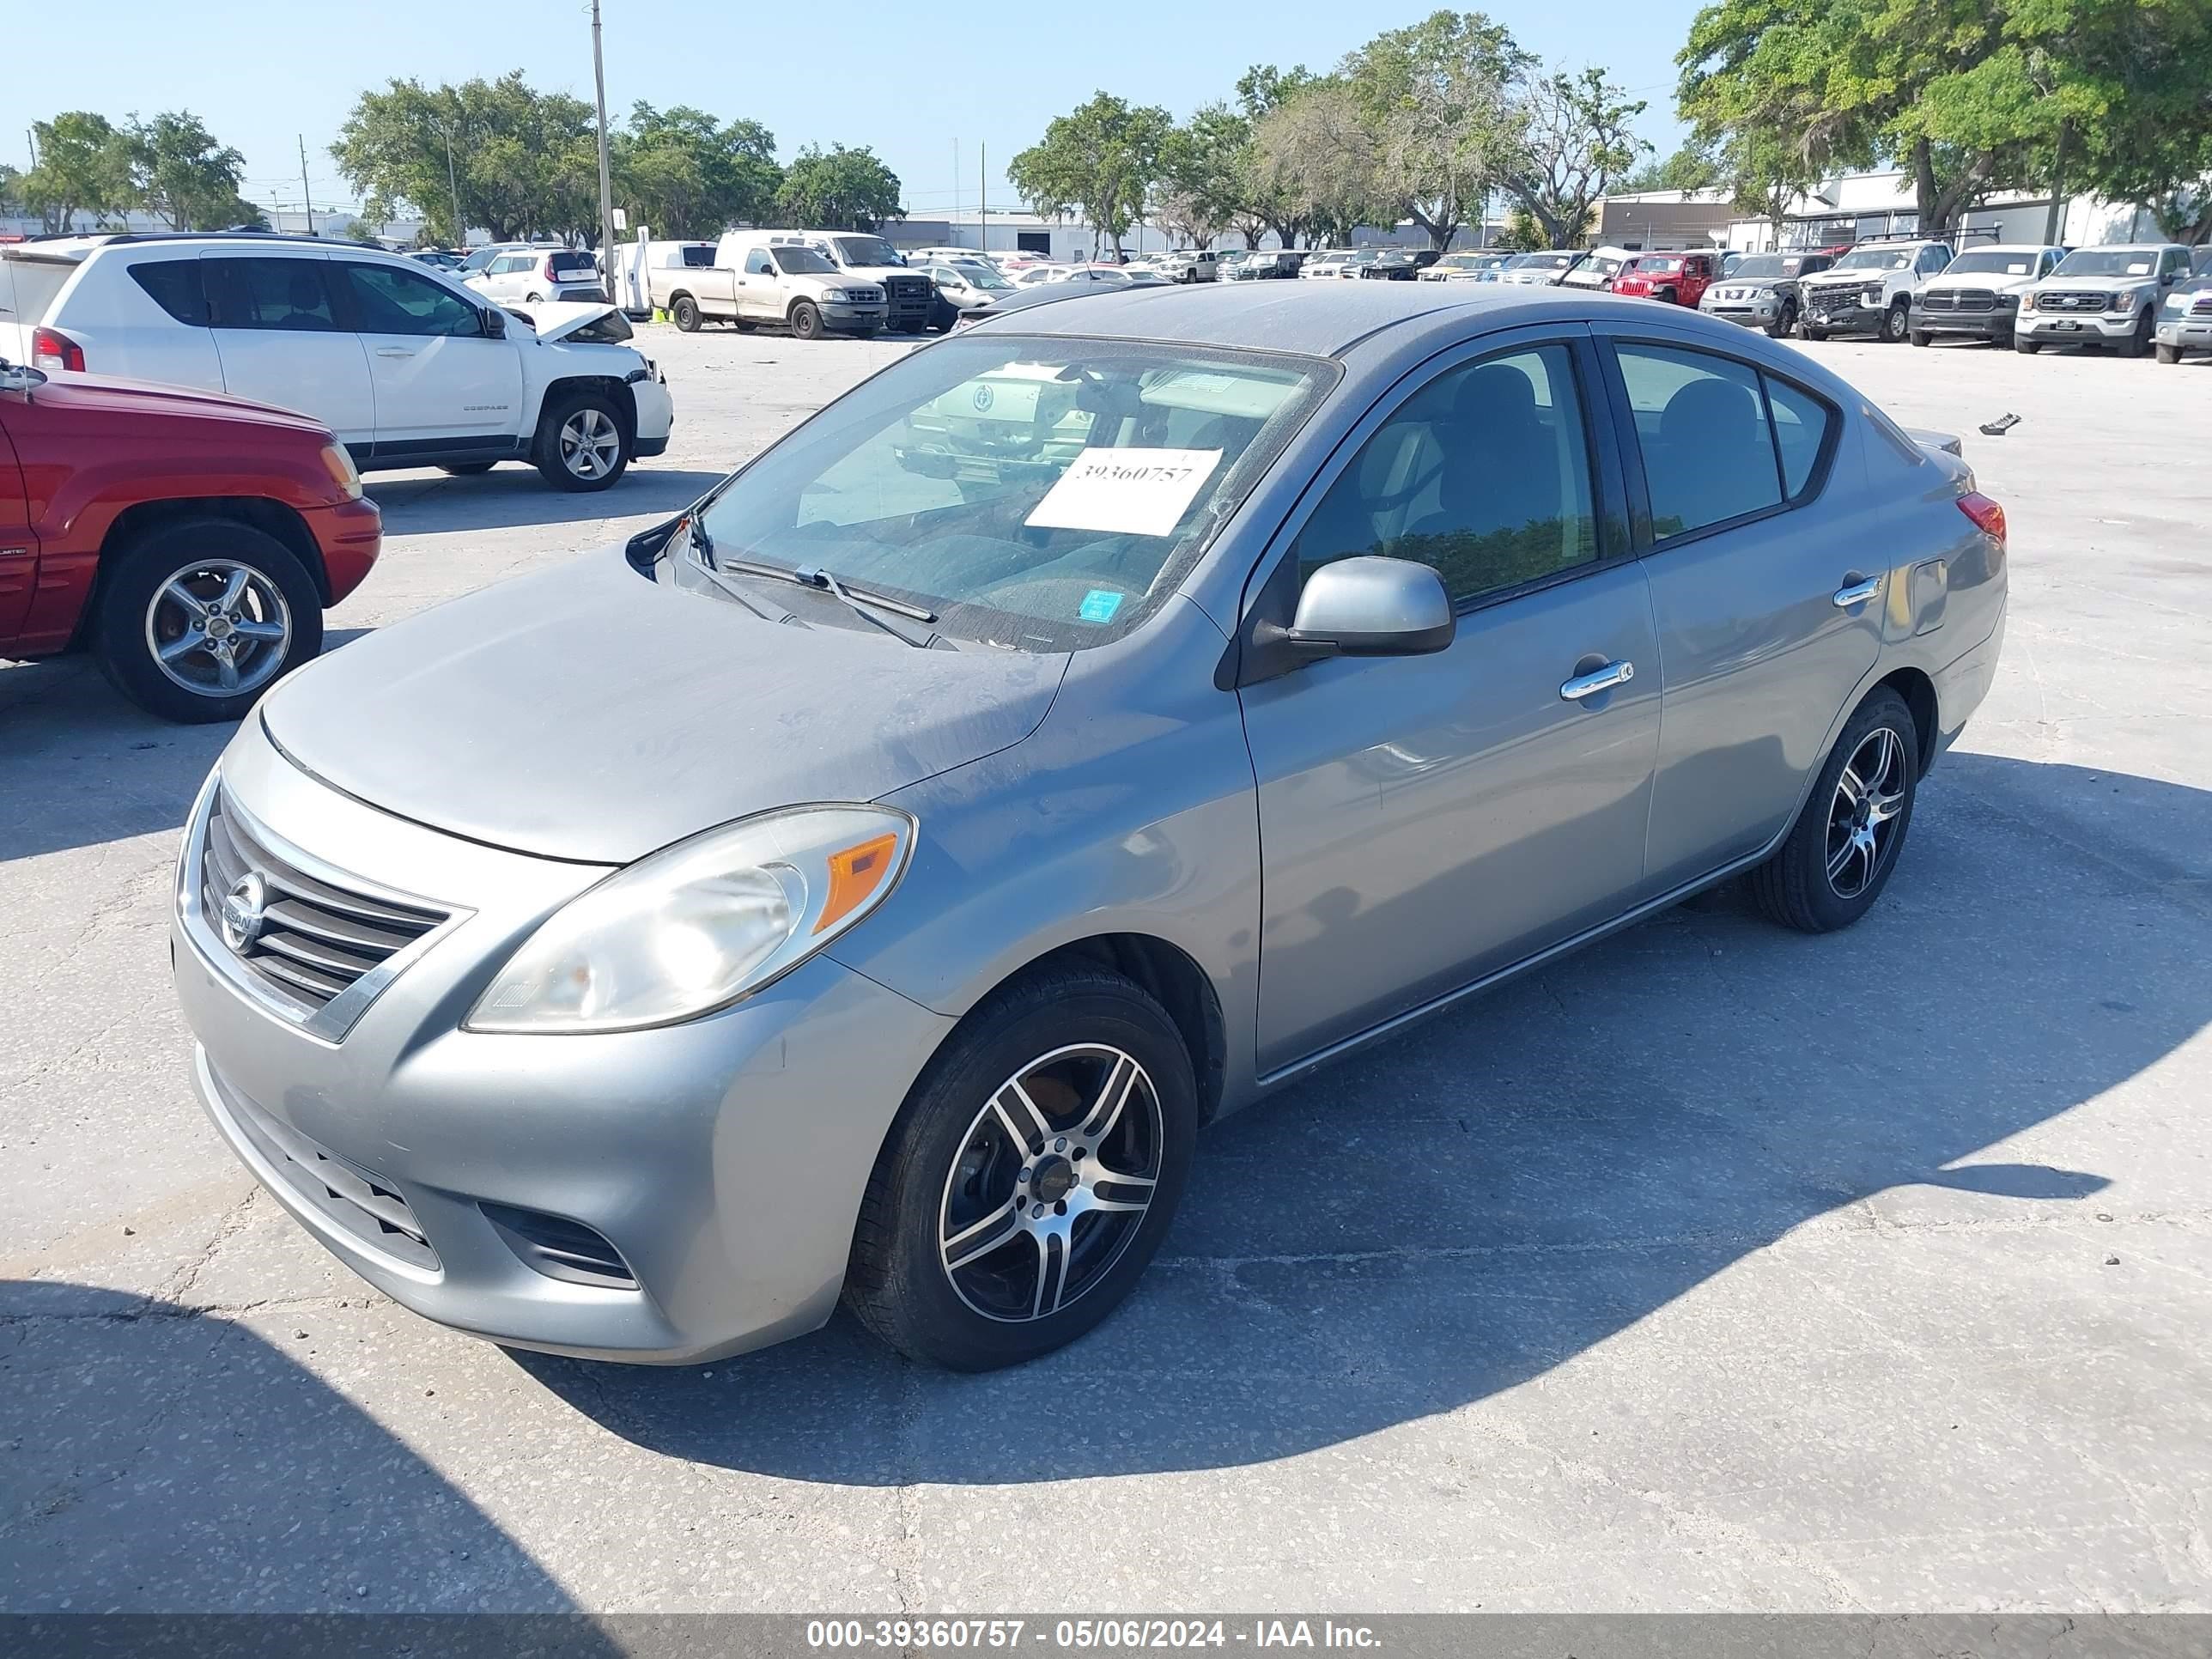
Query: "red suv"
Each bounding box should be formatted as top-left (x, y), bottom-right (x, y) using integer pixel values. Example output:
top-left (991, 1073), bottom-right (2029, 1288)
top-left (0, 362), bottom-right (379, 722)
top-left (1611, 251), bottom-right (1719, 307)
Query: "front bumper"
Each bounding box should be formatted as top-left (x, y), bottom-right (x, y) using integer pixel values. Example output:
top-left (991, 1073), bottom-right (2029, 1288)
top-left (2016, 310), bottom-right (2136, 343)
top-left (1910, 306), bottom-right (2014, 342)
top-left (2155, 314), bottom-right (2212, 354)
top-left (1801, 293), bottom-right (1887, 331)
top-left (172, 730), bottom-right (954, 1364)
top-left (821, 301), bottom-right (890, 333)
top-left (304, 495), bottom-right (384, 605)
top-left (630, 375), bottom-right (675, 444)
top-left (1704, 300), bottom-right (1782, 328)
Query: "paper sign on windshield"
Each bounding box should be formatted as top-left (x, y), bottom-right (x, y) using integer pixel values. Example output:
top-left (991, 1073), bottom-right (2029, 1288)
top-left (1026, 448), bottom-right (1224, 538)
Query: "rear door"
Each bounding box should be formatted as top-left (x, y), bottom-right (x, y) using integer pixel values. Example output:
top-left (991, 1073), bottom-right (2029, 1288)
top-left (200, 252), bottom-right (375, 445)
top-left (335, 260), bottom-right (523, 451)
top-left (1593, 325), bottom-right (1883, 893)
top-left (0, 399), bottom-right (34, 640)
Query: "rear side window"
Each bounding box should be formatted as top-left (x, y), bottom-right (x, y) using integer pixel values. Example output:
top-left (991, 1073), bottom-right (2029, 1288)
top-left (1616, 344), bottom-right (1781, 538)
top-left (204, 258), bottom-right (339, 332)
top-left (127, 260), bottom-right (209, 325)
top-left (681, 246), bottom-right (714, 268)
top-left (1764, 378), bottom-right (1832, 497)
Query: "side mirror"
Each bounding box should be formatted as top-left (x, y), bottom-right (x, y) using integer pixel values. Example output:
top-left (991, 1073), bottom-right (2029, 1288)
top-left (1282, 556), bottom-right (1455, 659)
top-left (482, 308), bottom-right (507, 338)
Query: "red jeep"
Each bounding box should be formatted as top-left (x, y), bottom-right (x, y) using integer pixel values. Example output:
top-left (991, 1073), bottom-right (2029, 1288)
top-left (0, 362), bottom-right (380, 722)
top-left (1611, 251), bottom-right (1719, 307)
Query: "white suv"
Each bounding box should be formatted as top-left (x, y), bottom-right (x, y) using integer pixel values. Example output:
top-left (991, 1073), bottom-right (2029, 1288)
top-left (3, 234), bottom-right (672, 491)
top-left (460, 245), bottom-right (608, 307)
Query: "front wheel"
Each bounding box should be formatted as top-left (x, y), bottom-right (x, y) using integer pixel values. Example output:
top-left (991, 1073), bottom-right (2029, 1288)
top-left (844, 966), bottom-right (1199, 1370)
top-left (93, 520), bottom-right (323, 724)
top-left (2015, 336), bottom-right (2041, 354)
top-left (1765, 304), bottom-right (1796, 339)
top-left (2157, 342), bottom-right (2181, 364)
top-left (1802, 323), bottom-right (1828, 342)
top-left (1880, 301), bottom-right (1911, 343)
top-left (1749, 689), bottom-right (1919, 933)
top-left (533, 389), bottom-right (630, 492)
top-left (789, 300), bottom-right (824, 341)
top-left (2116, 307), bottom-right (2154, 358)
top-left (1910, 328), bottom-right (1932, 348)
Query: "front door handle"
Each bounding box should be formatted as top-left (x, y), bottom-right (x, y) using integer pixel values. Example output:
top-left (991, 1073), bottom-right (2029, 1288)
top-left (1832, 574), bottom-right (1881, 608)
top-left (374, 347), bottom-right (416, 359)
top-left (1560, 659), bottom-right (1635, 702)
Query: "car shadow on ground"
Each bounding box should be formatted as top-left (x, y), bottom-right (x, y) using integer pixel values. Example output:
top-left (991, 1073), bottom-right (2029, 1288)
top-left (0, 629), bottom-right (376, 863)
top-left (365, 466), bottom-right (729, 535)
top-left (0, 1280), bottom-right (599, 1615)
top-left (520, 752), bottom-right (2203, 1484)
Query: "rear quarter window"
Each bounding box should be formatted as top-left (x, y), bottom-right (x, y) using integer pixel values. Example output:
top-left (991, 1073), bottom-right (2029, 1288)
top-left (128, 259), bottom-right (210, 325)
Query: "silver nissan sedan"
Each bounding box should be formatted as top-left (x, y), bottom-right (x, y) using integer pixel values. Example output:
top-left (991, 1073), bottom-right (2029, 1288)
top-left (173, 284), bottom-right (2008, 1370)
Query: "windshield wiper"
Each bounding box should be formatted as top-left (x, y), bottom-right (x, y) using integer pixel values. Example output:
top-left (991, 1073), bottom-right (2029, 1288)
top-left (707, 553), bottom-right (940, 648)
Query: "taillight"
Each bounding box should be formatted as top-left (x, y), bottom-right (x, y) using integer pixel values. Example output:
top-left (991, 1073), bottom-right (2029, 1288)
top-left (544, 257), bottom-right (560, 283)
top-left (1957, 491), bottom-right (2006, 544)
top-left (31, 327), bottom-right (84, 373)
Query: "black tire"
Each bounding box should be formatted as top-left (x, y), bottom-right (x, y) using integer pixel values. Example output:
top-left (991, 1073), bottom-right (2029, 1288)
top-left (1910, 328), bottom-right (1931, 348)
top-left (2116, 307), bottom-right (2154, 358)
top-left (671, 294), bottom-right (702, 332)
top-left (1880, 301), bottom-right (1911, 343)
top-left (532, 387), bottom-right (630, 492)
top-left (1765, 303), bottom-right (1796, 339)
top-left (1802, 323), bottom-right (1827, 342)
top-left (2015, 336), bottom-right (2041, 354)
top-left (2156, 342), bottom-right (2181, 365)
top-left (789, 300), bottom-right (824, 341)
top-left (1750, 689), bottom-right (1919, 933)
top-left (441, 462), bottom-right (496, 476)
top-left (844, 965), bottom-right (1199, 1370)
top-left (92, 519), bottom-right (323, 725)
top-left (1655, 288), bottom-right (1678, 307)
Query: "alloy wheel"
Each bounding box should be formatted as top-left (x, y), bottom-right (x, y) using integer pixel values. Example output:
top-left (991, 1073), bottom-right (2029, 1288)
top-left (1825, 726), bottom-right (1908, 899)
top-left (143, 560), bottom-right (293, 698)
top-left (937, 1043), bottom-right (1164, 1323)
top-left (559, 407), bottom-right (621, 480)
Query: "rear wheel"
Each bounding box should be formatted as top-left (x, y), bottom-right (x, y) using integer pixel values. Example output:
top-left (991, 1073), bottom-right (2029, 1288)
top-left (1880, 300), bottom-right (1911, 343)
top-left (93, 520), bottom-right (323, 725)
top-left (671, 295), bottom-right (702, 332)
top-left (844, 966), bottom-right (1198, 1370)
top-left (533, 389), bottom-right (630, 492)
top-left (789, 300), bottom-right (824, 341)
top-left (1750, 689), bottom-right (1918, 933)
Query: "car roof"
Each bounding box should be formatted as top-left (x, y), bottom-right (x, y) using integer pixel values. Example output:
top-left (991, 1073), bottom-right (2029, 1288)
top-left (975, 281), bottom-right (1622, 357)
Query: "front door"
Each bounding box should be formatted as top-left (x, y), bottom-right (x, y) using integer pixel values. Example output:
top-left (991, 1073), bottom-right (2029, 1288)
top-left (1240, 333), bottom-right (1662, 1075)
top-left (335, 261), bottom-right (523, 449)
top-left (1596, 329), bottom-right (1884, 892)
top-left (200, 253), bottom-right (375, 446)
top-left (738, 247), bottom-right (783, 322)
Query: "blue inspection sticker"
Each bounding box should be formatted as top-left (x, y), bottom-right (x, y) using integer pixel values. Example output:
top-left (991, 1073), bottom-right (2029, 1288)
top-left (1078, 589), bottom-right (1126, 623)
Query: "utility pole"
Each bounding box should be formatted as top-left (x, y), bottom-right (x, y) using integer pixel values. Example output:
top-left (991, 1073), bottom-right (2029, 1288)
top-left (298, 135), bottom-right (314, 236)
top-left (953, 138), bottom-right (960, 245)
top-left (591, 0), bottom-right (617, 264)
top-left (979, 143), bottom-right (987, 256)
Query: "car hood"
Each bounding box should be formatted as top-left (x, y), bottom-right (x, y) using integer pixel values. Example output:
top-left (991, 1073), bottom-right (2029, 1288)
top-left (1923, 271), bottom-right (2039, 294)
top-left (2029, 274), bottom-right (2160, 295)
top-left (259, 550), bottom-right (1069, 864)
top-left (512, 301), bottom-right (627, 343)
top-left (1801, 269), bottom-right (1890, 286)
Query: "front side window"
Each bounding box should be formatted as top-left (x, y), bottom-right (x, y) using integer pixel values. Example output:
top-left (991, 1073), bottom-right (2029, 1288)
top-left (204, 258), bottom-right (337, 331)
top-left (694, 336), bottom-right (1332, 650)
top-left (1293, 344), bottom-right (1597, 604)
top-left (343, 264), bottom-right (483, 337)
top-left (1615, 344), bottom-right (1783, 538)
top-left (1917, 246), bottom-right (1952, 275)
top-left (744, 249), bottom-right (775, 276)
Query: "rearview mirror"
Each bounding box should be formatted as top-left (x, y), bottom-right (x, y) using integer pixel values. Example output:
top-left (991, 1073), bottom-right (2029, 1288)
top-left (1285, 556), bottom-right (1455, 658)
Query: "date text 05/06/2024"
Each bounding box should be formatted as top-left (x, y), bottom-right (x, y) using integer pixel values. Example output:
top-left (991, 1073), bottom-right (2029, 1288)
top-left (803, 1619), bottom-right (1384, 1650)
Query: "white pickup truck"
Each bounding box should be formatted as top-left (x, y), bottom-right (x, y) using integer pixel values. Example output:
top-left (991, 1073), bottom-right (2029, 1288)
top-left (650, 234), bottom-right (890, 341)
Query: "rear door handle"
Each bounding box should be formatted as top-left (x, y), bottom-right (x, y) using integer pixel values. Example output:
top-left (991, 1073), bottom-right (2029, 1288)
top-left (1832, 574), bottom-right (1881, 608)
top-left (374, 347), bottom-right (416, 359)
top-left (1560, 659), bottom-right (1634, 702)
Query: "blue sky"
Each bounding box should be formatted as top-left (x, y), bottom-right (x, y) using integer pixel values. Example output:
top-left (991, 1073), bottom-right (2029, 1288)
top-left (14, 0), bottom-right (1693, 220)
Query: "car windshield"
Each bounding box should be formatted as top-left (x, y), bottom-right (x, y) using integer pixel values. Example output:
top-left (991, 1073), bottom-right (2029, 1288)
top-left (1832, 247), bottom-right (1913, 270)
top-left (1435, 254), bottom-right (1486, 270)
top-left (832, 235), bottom-right (904, 267)
top-left (1945, 250), bottom-right (2039, 276)
top-left (773, 246), bottom-right (837, 275)
top-left (1639, 257), bottom-right (1684, 273)
top-left (694, 336), bottom-right (1332, 652)
top-left (950, 263), bottom-right (1012, 289)
top-left (2054, 249), bottom-right (2160, 277)
top-left (458, 246), bottom-right (501, 272)
top-left (1731, 256), bottom-right (1787, 279)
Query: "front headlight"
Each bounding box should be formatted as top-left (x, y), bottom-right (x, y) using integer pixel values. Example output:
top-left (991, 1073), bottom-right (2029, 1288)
top-left (466, 805), bottom-right (915, 1034)
top-left (319, 443), bottom-right (362, 501)
top-left (2167, 290), bottom-right (2192, 312)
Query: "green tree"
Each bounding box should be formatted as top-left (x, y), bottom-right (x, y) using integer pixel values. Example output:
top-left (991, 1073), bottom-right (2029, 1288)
top-left (1503, 67), bottom-right (1649, 246)
top-left (1008, 93), bottom-right (1173, 256)
top-left (333, 73), bottom-right (599, 244)
top-left (775, 145), bottom-right (903, 231)
top-left (1249, 82), bottom-right (1391, 246)
top-left (1345, 11), bottom-right (1534, 249)
top-left (615, 103), bottom-right (781, 236)
top-left (1614, 141), bottom-right (1724, 194)
top-left (21, 112), bottom-right (137, 231)
top-left (1155, 105), bottom-right (1252, 246)
top-left (125, 111), bottom-right (256, 231)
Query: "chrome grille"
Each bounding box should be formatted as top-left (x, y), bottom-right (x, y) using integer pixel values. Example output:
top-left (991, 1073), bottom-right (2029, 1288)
top-left (199, 791), bottom-right (447, 1016)
top-left (2040, 291), bottom-right (2108, 312)
top-left (1923, 288), bottom-right (1996, 313)
top-left (2192, 295), bottom-right (2212, 316)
